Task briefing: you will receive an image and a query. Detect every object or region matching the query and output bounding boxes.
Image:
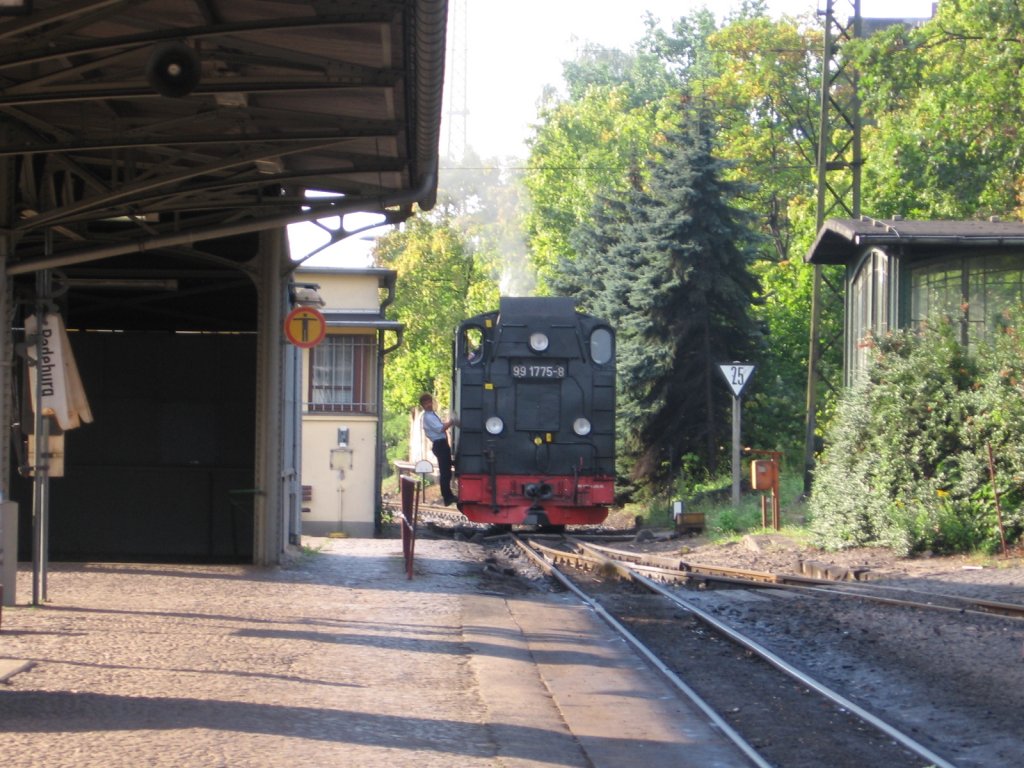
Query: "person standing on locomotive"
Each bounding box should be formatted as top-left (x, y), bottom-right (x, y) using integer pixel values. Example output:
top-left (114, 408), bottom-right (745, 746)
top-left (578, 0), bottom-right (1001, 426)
top-left (419, 393), bottom-right (456, 506)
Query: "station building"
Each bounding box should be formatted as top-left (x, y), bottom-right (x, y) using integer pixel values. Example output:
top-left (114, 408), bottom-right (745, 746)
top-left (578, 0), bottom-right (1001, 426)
top-left (806, 217), bottom-right (1024, 381)
top-left (293, 267), bottom-right (402, 539)
top-left (0, 0), bottom-right (446, 587)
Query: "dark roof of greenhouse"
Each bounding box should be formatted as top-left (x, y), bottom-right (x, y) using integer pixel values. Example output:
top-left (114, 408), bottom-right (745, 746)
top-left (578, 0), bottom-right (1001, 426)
top-left (806, 218), bottom-right (1024, 265)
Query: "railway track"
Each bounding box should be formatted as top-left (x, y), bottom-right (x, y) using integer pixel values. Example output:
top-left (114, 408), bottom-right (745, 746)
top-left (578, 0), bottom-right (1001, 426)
top-left (403, 505), bottom-right (1024, 620)
top-left (516, 534), bottom-right (961, 768)
top-left (397, 501), bottom-right (639, 538)
top-left (573, 539), bottom-right (1024, 619)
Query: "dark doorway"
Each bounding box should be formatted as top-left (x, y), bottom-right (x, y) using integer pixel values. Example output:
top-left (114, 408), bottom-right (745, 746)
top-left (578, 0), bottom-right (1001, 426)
top-left (14, 329), bottom-right (257, 562)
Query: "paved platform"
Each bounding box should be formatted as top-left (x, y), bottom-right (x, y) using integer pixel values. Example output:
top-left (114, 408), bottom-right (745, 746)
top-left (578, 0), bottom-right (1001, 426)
top-left (0, 538), bottom-right (747, 767)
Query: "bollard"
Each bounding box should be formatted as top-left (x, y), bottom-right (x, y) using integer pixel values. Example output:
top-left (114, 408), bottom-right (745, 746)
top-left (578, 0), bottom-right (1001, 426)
top-left (1, 501), bottom-right (18, 610)
top-left (400, 474), bottom-right (417, 578)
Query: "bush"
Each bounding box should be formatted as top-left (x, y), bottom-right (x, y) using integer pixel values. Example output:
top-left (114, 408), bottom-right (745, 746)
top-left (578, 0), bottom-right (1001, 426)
top-left (809, 319), bottom-right (1024, 554)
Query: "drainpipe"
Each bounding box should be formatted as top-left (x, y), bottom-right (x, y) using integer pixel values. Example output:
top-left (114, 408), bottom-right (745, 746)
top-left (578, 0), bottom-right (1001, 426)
top-left (374, 324), bottom-right (404, 534)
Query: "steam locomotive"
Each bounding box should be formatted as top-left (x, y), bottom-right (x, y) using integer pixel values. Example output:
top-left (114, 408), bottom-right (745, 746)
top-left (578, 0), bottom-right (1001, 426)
top-left (452, 297), bottom-right (616, 528)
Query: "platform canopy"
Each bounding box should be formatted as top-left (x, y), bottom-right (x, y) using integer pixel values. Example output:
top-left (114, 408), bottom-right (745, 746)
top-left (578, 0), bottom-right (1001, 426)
top-left (0, 0), bottom-right (446, 330)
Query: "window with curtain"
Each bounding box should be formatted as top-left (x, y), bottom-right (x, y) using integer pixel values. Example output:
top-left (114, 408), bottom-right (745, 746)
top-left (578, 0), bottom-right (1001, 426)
top-left (309, 334), bottom-right (377, 413)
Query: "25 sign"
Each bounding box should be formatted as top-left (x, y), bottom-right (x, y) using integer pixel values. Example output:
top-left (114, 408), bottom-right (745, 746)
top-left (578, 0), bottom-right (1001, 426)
top-left (718, 362), bottom-right (755, 398)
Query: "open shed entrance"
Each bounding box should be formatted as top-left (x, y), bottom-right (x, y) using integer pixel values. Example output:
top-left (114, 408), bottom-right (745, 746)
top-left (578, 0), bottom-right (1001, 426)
top-left (10, 239), bottom-right (260, 563)
top-left (13, 330), bottom-right (257, 562)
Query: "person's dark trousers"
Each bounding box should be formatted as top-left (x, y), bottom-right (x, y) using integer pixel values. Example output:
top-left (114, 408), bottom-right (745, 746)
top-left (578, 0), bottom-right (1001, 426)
top-left (431, 437), bottom-right (456, 504)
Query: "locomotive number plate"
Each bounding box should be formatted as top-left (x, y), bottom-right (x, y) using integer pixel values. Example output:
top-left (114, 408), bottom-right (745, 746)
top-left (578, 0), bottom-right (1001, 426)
top-left (511, 360), bottom-right (566, 379)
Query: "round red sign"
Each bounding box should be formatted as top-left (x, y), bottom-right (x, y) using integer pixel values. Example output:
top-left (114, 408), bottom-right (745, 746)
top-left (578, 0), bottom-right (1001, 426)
top-left (284, 306), bottom-right (327, 348)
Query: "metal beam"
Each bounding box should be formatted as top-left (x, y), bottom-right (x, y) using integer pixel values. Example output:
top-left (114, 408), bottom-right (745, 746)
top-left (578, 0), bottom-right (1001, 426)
top-left (804, 0), bottom-right (862, 491)
top-left (6, 172), bottom-right (434, 276)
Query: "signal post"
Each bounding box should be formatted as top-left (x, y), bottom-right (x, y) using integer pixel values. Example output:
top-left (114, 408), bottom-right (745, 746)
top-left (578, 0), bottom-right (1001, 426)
top-left (718, 362), bottom-right (755, 506)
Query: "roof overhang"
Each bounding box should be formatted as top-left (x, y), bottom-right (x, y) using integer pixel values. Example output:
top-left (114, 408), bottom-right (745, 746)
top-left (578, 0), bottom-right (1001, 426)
top-left (0, 0), bottom-right (445, 330)
top-left (323, 315), bottom-right (403, 331)
top-left (806, 217), bottom-right (1024, 265)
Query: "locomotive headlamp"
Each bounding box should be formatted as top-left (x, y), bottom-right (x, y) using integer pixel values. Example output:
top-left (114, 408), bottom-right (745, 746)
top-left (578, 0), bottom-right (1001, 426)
top-left (485, 416), bottom-right (504, 435)
top-left (572, 417), bottom-right (592, 436)
top-left (529, 332), bottom-right (549, 352)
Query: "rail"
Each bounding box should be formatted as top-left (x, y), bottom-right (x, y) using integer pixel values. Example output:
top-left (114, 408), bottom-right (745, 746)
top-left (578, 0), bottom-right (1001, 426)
top-left (513, 535), bottom-right (770, 768)
top-left (577, 539), bottom-right (1024, 620)
top-left (520, 535), bottom-right (959, 768)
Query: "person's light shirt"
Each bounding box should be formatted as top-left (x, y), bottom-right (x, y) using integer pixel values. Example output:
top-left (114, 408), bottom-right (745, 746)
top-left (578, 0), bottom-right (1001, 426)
top-left (423, 410), bottom-right (446, 442)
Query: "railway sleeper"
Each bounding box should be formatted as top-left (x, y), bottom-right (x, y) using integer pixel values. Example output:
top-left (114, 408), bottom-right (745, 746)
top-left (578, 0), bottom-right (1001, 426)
top-left (798, 558), bottom-right (872, 581)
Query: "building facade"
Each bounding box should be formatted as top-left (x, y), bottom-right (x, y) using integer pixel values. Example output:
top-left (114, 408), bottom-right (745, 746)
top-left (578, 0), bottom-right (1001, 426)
top-left (294, 267), bottom-right (401, 538)
top-left (806, 217), bottom-right (1024, 382)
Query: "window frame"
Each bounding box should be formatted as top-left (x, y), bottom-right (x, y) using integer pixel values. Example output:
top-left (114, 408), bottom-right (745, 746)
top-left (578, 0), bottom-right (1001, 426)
top-left (307, 333), bottom-right (378, 414)
top-left (908, 252), bottom-right (1024, 353)
top-left (847, 247), bottom-right (892, 382)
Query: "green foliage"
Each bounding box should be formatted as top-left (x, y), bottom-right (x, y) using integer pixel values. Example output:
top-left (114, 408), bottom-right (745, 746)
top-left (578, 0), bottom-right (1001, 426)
top-left (562, 112), bottom-right (764, 494)
top-left (956, 318), bottom-right (1024, 550)
top-left (745, 255), bottom-right (815, 451)
top-left (524, 11), bottom-right (834, 488)
top-left (694, 15), bottom-right (832, 454)
top-left (658, 467), bottom-right (807, 541)
top-left (373, 215), bottom-right (499, 462)
top-left (853, 3), bottom-right (1024, 218)
top-left (523, 78), bottom-right (673, 292)
top-left (457, 3), bottom-right (1024, 545)
top-left (810, 320), bottom-right (1024, 555)
top-left (709, 503), bottom-right (770, 537)
top-left (703, 15), bottom-right (821, 258)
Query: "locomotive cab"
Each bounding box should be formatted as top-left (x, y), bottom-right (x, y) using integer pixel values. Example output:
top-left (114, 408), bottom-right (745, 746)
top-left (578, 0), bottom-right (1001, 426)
top-left (452, 297), bottom-right (615, 527)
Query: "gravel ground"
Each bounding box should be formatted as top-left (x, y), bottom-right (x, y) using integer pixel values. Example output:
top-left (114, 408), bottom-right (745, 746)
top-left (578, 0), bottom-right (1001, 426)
top-left (507, 529), bottom-right (1024, 768)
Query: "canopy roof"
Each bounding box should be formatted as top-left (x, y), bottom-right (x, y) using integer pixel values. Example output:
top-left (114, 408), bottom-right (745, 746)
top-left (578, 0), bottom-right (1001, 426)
top-left (806, 217), bottom-right (1024, 265)
top-left (0, 0), bottom-right (446, 329)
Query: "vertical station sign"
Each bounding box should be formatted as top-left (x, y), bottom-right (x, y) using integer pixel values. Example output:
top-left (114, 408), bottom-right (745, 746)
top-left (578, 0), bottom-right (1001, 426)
top-left (25, 312), bottom-right (93, 431)
top-left (718, 362), bottom-right (755, 505)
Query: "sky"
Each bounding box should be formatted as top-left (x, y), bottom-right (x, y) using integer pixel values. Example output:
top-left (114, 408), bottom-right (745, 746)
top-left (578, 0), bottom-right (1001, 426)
top-left (455, 0), bottom-right (937, 160)
top-left (290, 0), bottom-right (937, 267)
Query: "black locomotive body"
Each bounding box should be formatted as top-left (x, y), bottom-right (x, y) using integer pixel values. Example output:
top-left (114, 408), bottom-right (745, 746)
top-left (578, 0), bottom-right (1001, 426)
top-left (452, 297), bottom-right (615, 527)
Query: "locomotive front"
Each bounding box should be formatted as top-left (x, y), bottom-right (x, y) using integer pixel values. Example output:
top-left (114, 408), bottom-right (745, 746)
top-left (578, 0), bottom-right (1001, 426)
top-left (452, 297), bottom-right (615, 527)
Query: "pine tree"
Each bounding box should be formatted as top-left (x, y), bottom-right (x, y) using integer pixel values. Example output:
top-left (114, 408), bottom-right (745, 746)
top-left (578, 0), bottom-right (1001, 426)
top-left (569, 112), bottom-right (763, 492)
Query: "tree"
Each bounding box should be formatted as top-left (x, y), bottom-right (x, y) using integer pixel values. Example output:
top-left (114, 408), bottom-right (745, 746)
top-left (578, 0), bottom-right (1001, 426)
top-left (702, 14), bottom-right (821, 258)
top-left (851, 2), bottom-right (1024, 219)
top-left (567, 114), bottom-right (764, 494)
top-left (372, 215), bottom-right (498, 465)
top-left (809, 320), bottom-right (1024, 555)
top-left (527, 11), bottom-right (829, 460)
top-left (524, 43), bottom-right (679, 292)
top-left (437, 148), bottom-right (535, 296)
top-left (698, 14), bottom-right (827, 455)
